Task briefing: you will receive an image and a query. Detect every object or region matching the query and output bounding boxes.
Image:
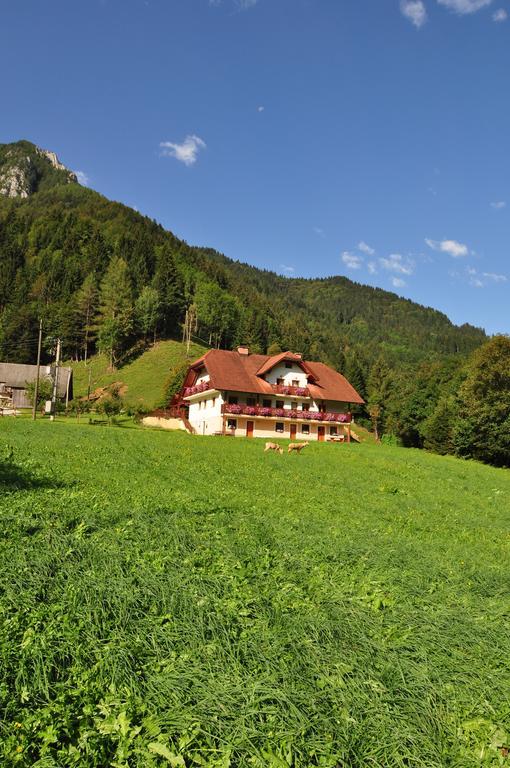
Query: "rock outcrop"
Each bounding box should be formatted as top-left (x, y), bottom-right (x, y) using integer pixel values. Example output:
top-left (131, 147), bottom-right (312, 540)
top-left (0, 141), bottom-right (78, 198)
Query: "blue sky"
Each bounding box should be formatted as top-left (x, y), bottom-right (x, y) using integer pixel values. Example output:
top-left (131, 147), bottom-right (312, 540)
top-left (2, 0), bottom-right (509, 335)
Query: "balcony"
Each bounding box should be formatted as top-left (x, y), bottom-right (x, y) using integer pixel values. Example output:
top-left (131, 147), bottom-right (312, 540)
top-left (222, 403), bottom-right (351, 423)
top-left (271, 384), bottom-right (310, 397)
top-left (183, 381), bottom-right (213, 397)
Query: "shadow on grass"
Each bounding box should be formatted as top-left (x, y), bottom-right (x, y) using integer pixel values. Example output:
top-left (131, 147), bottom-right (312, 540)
top-left (0, 460), bottom-right (67, 492)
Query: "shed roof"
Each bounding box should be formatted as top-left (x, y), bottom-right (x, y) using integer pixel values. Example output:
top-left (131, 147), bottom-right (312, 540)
top-left (0, 363), bottom-right (72, 398)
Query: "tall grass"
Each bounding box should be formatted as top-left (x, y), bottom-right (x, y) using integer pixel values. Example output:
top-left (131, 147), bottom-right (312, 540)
top-left (1, 421), bottom-right (509, 766)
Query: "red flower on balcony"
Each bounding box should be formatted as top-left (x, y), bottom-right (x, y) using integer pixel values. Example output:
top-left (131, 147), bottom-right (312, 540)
top-left (184, 380), bottom-right (211, 397)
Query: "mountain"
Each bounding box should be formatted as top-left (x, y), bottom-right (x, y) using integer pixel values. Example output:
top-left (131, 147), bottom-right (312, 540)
top-left (0, 140), bottom-right (77, 199)
top-left (0, 141), bottom-right (486, 382)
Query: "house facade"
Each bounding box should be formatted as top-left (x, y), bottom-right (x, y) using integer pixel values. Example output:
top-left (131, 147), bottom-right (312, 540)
top-left (178, 347), bottom-right (364, 441)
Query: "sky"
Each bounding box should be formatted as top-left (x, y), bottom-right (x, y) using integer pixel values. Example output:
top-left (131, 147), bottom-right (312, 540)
top-left (1, 0), bottom-right (509, 335)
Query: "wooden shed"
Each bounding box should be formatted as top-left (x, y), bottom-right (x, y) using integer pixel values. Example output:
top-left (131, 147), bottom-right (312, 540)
top-left (0, 363), bottom-right (73, 409)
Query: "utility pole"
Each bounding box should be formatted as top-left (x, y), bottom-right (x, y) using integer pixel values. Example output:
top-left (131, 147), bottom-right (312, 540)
top-left (50, 338), bottom-right (61, 422)
top-left (32, 319), bottom-right (43, 421)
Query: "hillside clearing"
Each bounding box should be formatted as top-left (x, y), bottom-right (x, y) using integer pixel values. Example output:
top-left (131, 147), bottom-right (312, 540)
top-left (1, 420), bottom-right (509, 767)
top-left (68, 339), bottom-right (207, 409)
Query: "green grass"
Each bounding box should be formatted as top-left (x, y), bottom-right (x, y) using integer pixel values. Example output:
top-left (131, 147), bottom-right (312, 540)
top-left (1, 420), bottom-right (510, 767)
top-left (68, 339), bottom-right (207, 409)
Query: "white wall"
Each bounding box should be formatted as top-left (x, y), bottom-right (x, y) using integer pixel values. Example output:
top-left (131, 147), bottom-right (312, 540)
top-left (188, 391), bottom-right (224, 435)
top-left (264, 362), bottom-right (309, 389)
top-left (223, 418), bottom-right (347, 441)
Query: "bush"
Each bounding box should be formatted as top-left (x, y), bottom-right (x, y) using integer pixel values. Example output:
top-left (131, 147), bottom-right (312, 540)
top-left (161, 360), bottom-right (190, 408)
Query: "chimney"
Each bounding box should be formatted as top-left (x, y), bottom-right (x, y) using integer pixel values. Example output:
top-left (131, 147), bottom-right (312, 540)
top-left (237, 345), bottom-right (250, 356)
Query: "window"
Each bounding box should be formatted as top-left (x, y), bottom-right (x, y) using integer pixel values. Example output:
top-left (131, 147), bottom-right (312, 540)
top-left (285, 362), bottom-right (292, 369)
top-left (275, 422), bottom-right (284, 433)
top-left (275, 400), bottom-right (284, 409)
top-left (227, 419), bottom-right (237, 430)
top-left (246, 397), bottom-right (256, 407)
top-left (330, 426), bottom-right (338, 436)
top-left (301, 424), bottom-right (310, 435)
top-left (301, 403), bottom-right (309, 411)
top-left (276, 377), bottom-right (284, 385)
top-left (228, 396), bottom-right (238, 405)
top-left (292, 380), bottom-right (299, 387)
top-left (263, 399), bottom-right (272, 408)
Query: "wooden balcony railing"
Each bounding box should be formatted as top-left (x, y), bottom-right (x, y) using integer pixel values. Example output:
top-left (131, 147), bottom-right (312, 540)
top-left (222, 403), bottom-right (351, 423)
top-left (183, 381), bottom-right (213, 397)
top-left (271, 384), bottom-right (310, 397)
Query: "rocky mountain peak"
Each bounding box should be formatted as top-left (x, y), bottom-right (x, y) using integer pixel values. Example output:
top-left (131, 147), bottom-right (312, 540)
top-left (0, 140), bottom-right (78, 198)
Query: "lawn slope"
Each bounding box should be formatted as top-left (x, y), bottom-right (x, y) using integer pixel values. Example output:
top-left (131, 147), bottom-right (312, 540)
top-left (1, 421), bottom-right (509, 767)
top-left (69, 339), bottom-right (207, 409)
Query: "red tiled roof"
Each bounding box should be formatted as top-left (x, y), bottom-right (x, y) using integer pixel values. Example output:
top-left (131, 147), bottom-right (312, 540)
top-left (184, 349), bottom-right (364, 404)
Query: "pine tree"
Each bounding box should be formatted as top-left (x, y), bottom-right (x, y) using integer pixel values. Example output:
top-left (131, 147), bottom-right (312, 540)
top-left (135, 285), bottom-right (162, 343)
top-left (367, 356), bottom-right (392, 437)
top-left (96, 257), bottom-right (133, 368)
top-left (152, 246), bottom-right (185, 336)
top-left (75, 273), bottom-right (98, 362)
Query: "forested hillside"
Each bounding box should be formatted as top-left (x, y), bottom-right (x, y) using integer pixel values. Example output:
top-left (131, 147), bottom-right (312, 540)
top-left (2, 140), bottom-right (504, 463)
top-left (0, 141), bottom-right (485, 369)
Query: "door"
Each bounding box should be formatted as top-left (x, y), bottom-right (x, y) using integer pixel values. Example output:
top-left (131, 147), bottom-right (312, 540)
top-left (290, 424), bottom-right (297, 439)
top-left (246, 420), bottom-right (254, 438)
top-left (318, 426), bottom-right (325, 442)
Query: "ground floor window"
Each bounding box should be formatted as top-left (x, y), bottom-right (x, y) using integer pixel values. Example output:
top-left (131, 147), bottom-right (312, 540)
top-left (227, 419), bottom-right (237, 430)
top-left (301, 424), bottom-right (310, 435)
top-left (275, 422), bottom-right (284, 433)
top-left (330, 426), bottom-right (338, 436)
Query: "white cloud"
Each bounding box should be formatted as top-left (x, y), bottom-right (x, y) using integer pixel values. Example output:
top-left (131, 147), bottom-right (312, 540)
top-left (279, 264), bottom-right (295, 274)
top-left (257, 105), bottom-right (265, 112)
top-left (74, 170), bottom-right (90, 186)
top-left (342, 251), bottom-right (363, 270)
top-left (391, 277), bottom-right (406, 288)
top-left (358, 240), bottom-right (375, 255)
top-left (160, 135), bottom-right (206, 166)
top-left (401, 0), bottom-right (428, 27)
top-left (425, 238), bottom-right (469, 258)
top-left (463, 266), bottom-right (507, 287)
top-left (210, 0), bottom-right (259, 8)
top-left (379, 253), bottom-right (414, 275)
top-left (491, 200), bottom-right (506, 209)
top-left (437, 0), bottom-right (493, 14)
top-left (313, 226), bottom-right (326, 238)
top-left (493, 7), bottom-right (508, 19)
top-left (367, 261), bottom-right (378, 274)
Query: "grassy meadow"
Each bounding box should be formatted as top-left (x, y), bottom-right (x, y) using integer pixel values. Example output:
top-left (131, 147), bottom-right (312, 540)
top-left (1, 419), bottom-right (509, 767)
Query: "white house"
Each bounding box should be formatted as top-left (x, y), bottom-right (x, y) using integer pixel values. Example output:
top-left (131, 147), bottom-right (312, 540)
top-left (177, 347), bottom-right (364, 441)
